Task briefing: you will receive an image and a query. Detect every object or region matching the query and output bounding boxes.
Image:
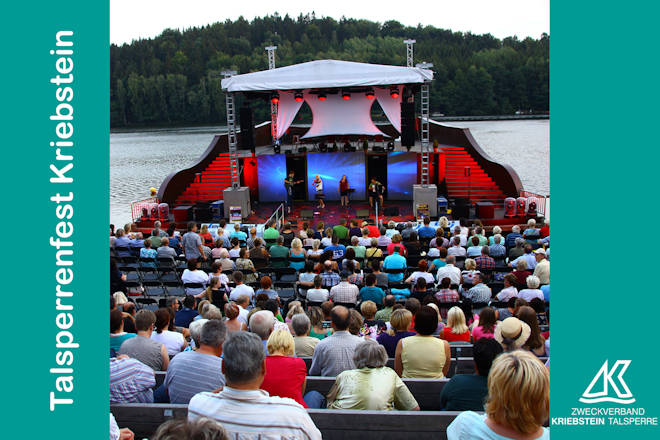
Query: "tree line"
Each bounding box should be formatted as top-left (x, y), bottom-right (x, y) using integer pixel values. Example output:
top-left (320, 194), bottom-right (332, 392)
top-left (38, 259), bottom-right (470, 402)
top-left (111, 13), bottom-right (548, 127)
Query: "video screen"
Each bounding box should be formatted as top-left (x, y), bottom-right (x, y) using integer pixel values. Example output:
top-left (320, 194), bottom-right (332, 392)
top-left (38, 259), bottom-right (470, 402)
top-left (306, 152), bottom-right (366, 201)
top-left (257, 155), bottom-right (287, 202)
top-left (387, 152), bottom-right (417, 200)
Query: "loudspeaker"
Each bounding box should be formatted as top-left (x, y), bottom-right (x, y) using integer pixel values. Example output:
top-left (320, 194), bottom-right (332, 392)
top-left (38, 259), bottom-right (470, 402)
top-left (356, 209), bottom-right (370, 219)
top-left (300, 210), bottom-right (314, 219)
top-left (401, 102), bottom-right (415, 147)
top-left (239, 107), bottom-right (255, 150)
top-left (194, 202), bottom-right (212, 222)
top-left (453, 198), bottom-right (470, 218)
top-left (384, 206), bottom-right (399, 216)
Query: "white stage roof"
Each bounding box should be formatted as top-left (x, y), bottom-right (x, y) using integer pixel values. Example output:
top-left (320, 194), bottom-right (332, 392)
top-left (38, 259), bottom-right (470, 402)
top-left (221, 60), bottom-right (433, 92)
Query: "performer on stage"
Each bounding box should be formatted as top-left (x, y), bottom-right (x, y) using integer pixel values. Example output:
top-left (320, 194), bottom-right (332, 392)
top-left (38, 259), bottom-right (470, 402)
top-left (368, 177), bottom-right (384, 210)
top-left (313, 174), bottom-right (325, 209)
top-left (339, 175), bottom-right (350, 207)
top-left (284, 171), bottom-right (303, 214)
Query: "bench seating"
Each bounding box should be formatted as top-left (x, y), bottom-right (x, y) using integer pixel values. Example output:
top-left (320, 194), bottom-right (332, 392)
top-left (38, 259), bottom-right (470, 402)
top-left (111, 403), bottom-right (463, 440)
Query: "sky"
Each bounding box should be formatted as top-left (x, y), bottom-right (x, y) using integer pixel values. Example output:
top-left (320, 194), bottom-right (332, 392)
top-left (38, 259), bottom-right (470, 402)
top-left (110, 0), bottom-right (549, 45)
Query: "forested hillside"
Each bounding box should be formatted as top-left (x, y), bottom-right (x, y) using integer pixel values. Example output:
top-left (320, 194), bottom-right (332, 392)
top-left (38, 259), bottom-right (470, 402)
top-left (111, 13), bottom-right (548, 127)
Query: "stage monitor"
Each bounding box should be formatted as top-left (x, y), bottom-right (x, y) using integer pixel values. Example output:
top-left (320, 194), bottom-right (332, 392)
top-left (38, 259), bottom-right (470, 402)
top-left (386, 152), bottom-right (417, 200)
top-left (257, 155), bottom-right (287, 202)
top-left (306, 152), bottom-right (366, 201)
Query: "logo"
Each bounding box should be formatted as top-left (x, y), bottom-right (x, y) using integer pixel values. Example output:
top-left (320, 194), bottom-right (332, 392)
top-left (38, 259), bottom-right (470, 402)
top-left (579, 360), bottom-right (635, 404)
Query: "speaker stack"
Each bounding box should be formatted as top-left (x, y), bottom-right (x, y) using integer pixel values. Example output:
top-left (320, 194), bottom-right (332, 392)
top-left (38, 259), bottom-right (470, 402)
top-left (400, 102), bottom-right (416, 147)
top-left (239, 107), bottom-right (255, 152)
top-left (452, 198), bottom-right (470, 218)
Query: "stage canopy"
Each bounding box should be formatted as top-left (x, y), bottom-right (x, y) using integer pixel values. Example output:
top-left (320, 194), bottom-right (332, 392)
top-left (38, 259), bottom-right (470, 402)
top-left (221, 60), bottom-right (433, 140)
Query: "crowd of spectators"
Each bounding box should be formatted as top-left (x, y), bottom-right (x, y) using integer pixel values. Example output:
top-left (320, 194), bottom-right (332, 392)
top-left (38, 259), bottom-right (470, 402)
top-left (110, 216), bottom-right (549, 439)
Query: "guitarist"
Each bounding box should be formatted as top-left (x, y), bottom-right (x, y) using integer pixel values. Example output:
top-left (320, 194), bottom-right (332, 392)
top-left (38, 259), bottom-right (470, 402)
top-left (368, 177), bottom-right (384, 210)
top-left (284, 171), bottom-right (303, 214)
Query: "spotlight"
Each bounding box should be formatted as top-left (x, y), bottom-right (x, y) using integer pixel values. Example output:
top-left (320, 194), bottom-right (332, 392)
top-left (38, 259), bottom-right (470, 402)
top-left (319, 142), bottom-right (328, 152)
top-left (271, 92), bottom-right (280, 104)
top-left (386, 141), bottom-right (395, 152)
top-left (342, 91), bottom-right (351, 100)
top-left (274, 144), bottom-right (281, 154)
top-left (294, 92), bottom-right (304, 102)
top-left (390, 86), bottom-right (399, 99)
top-left (318, 93), bottom-right (326, 101)
top-left (365, 89), bottom-right (375, 100)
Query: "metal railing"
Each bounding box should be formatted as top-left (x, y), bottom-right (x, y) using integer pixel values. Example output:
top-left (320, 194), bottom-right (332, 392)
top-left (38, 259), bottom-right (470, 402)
top-left (263, 203), bottom-right (285, 230)
top-left (130, 197), bottom-right (159, 222)
top-left (519, 190), bottom-right (549, 218)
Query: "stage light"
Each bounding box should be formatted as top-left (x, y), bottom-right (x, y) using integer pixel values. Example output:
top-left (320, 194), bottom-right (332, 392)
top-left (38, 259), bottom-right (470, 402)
top-left (386, 141), bottom-right (395, 152)
top-left (318, 93), bottom-right (326, 101)
top-left (271, 92), bottom-right (280, 104)
top-left (319, 142), bottom-right (328, 152)
top-left (390, 86), bottom-right (399, 99)
top-left (274, 144), bottom-right (281, 154)
top-left (365, 89), bottom-right (375, 99)
top-left (294, 92), bottom-right (304, 102)
top-left (342, 91), bottom-right (351, 100)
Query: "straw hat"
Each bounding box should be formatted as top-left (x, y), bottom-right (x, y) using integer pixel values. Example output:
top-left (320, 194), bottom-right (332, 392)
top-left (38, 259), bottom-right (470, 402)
top-left (494, 317), bottom-right (531, 349)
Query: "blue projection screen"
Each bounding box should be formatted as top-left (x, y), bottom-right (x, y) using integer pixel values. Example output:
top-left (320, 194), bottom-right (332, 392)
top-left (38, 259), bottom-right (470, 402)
top-left (306, 153), bottom-right (366, 201)
top-left (387, 152), bottom-right (417, 200)
top-left (257, 155), bottom-right (287, 202)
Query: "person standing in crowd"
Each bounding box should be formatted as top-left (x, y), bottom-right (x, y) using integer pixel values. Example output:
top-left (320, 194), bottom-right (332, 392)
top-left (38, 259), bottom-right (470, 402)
top-left (182, 222), bottom-right (206, 262)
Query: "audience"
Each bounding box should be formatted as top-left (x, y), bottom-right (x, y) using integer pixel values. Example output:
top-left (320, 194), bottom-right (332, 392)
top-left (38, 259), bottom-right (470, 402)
top-left (110, 354), bottom-right (155, 403)
top-left (224, 303), bottom-right (247, 332)
top-left (309, 306), bottom-right (362, 376)
top-left (292, 313), bottom-right (320, 356)
top-left (118, 310), bottom-right (169, 371)
top-left (150, 418), bottom-right (228, 440)
top-left (261, 329), bottom-right (308, 407)
top-left (377, 309), bottom-right (415, 357)
top-left (440, 307), bottom-right (471, 342)
top-left (375, 295), bottom-right (396, 321)
top-left (359, 273), bottom-right (385, 305)
top-left (329, 271), bottom-right (360, 306)
top-left (249, 310), bottom-right (275, 355)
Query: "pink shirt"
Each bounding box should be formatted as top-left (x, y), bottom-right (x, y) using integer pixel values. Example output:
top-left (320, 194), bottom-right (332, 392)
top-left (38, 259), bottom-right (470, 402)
top-left (471, 325), bottom-right (495, 341)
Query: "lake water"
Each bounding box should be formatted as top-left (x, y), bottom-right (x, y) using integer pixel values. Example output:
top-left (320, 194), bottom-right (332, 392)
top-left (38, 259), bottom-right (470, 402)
top-left (110, 119), bottom-right (549, 226)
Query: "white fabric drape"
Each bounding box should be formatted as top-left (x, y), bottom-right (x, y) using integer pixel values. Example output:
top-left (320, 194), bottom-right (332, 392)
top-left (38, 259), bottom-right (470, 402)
top-left (275, 91), bottom-right (304, 139)
top-left (301, 92), bottom-right (387, 139)
top-left (375, 85), bottom-right (403, 133)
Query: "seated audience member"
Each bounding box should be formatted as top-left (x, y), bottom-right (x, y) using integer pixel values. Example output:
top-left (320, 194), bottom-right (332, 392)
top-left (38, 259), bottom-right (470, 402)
top-left (529, 297), bottom-right (548, 326)
top-left (466, 236), bottom-right (483, 258)
top-left (374, 295), bottom-right (396, 321)
top-left (139, 238), bottom-right (158, 265)
top-left (248, 238), bottom-right (270, 269)
top-left (365, 238), bottom-right (383, 260)
top-left (174, 295), bottom-right (199, 329)
top-left (377, 227), bottom-right (392, 247)
top-left (377, 309), bottom-right (415, 357)
top-left (122, 301), bottom-right (137, 333)
top-left (435, 277), bottom-right (460, 303)
top-left (119, 310), bottom-right (169, 371)
top-left (246, 227), bottom-right (258, 249)
top-left (404, 231), bottom-right (422, 256)
top-left (347, 219), bottom-right (361, 238)
top-left (383, 245), bottom-right (407, 282)
top-left (181, 259), bottom-right (209, 295)
top-left (385, 221), bottom-right (398, 238)
top-left (523, 218), bottom-right (540, 238)
top-left (164, 320), bottom-right (227, 404)
top-left (417, 217), bottom-right (436, 239)
top-left (489, 234), bottom-right (506, 259)
top-left (325, 234), bottom-right (347, 261)
top-left (429, 227), bottom-right (450, 249)
top-left (461, 258), bottom-right (479, 285)
top-left (297, 261), bottom-right (317, 297)
top-left (511, 259), bottom-right (532, 288)
top-left (464, 273), bottom-right (492, 304)
top-left (151, 308), bottom-right (188, 356)
top-left (359, 273), bottom-right (385, 305)
top-left (268, 236), bottom-right (290, 269)
top-left (344, 259), bottom-right (363, 285)
top-left (149, 418), bottom-right (228, 440)
top-left (249, 310), bottom-right (275, 355)
top-left (395, 306), bottom-right (451, 378)
top-left (496, 273), bottom-right (519, 302)
top-left (370, 260), bottom-right (389, 287)
top-left (509, 244), bottom-right (537, 270)
top-left (494, 317), bottom-right (532, 352)
top-left (255, 276), bottom-right (278, 300)
top-left (505, 225), bottom-right (523, 249)
top-left (508, 236), bottom-right (526, 260)
top-left (333, 219), bottom-right (349, 241)
top-left (440, 306), bottom-right (471, 342)
top-left (110, 354), bottom-right (155, 403)
top-left (235, 248), bottom-right (257, 283)
top-left (436, 255), bottom-right (462, 286)
top-left (292, 313), bottom-right (320, 356)
top-left (488, 226), bottom-right (502, 246)
top-left (329, 271), bottom-right (360, 306)
top-left (307, 307), bottom-right (332, 340)
top-left (447, 350), bottom-right (549, 440)
top-left (320, 260), bottom-right (341, 289)
top-left (187, 332), bottom-right (322, 440)
top-left (229, 271), bottom-right (255, 302)
top-left (359, 301), bottom-right (387, 338)
top-left (196, 275), bottom-right (229, 311)
top-left (306, 275), bottom-right (330, 303)
top-left (519, 275), bottom-right (545, 302)
top-left (411, 278), bottom-right (431, 302)
top-left (475, 246), bottom-right (495, 271)
top-left (289, 238), bottom-right (307, 271)
top-left (428, 247), bottom-right (447, 272)
top-left (387, 234), bottom-right (407, 257)
top-left (471, 307), bottom-right (498, 341)
top-left (324, 340), bottom-right (419, 411)
top-left (404, 298), bottom-right (422, 331)
top-left (214, 247), bottom-right (235, 272)
top-left (495, 297), bottom-right (517, 321)
top-left (439, 338), bottom-right (503, 411)
top-left (405, 259), bottom-right (436, 285)
top-left (228, 237), bottom-right (241, 258)
top-left (186, 318), bottom-right (207, 349)
top-left (348, 309), bottom-right (365, 336)
top-left (532, 248), bottom-right (550, 285)
top-left (447, 236), bottom-right (467, 257)
top-left (516, 306), bottom-right (548, 357)
top-left (111, 309), bottom-right (136, 352)
top-left (156, 237), bottom-right (178, 259)
top-left (321, 228), bottom-right (333, 247)
top-left (224, 303), bottom-right (248, 332)
top-left (261, 329), bottom-right (308, 407)
top-left (358, 227), bottom-right (372, 247)
top-left (306, 239), bottom-right (322, 260)
top-left (309, 306), bottom-right (363, 376)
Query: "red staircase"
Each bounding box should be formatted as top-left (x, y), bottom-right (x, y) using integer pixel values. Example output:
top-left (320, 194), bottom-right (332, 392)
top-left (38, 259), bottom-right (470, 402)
top-left (443, 147), bottom-right (507, 204)
top-left (174, 153), bottom-right (232, 205)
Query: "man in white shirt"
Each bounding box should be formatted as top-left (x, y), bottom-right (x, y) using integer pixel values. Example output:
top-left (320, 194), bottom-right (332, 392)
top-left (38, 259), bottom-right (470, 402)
top-left (188, 332), bottom-right (322, 440)
top-left (532, 248), bottom-right (550, 285)
top-left (235, 295), bottom-right (250, 325)
top-left (447, 236), bottom-right (467, 257)
top-left (229, 271), bottom-right (255, 302)
top-left (436, 255), bottom-right (462, 285)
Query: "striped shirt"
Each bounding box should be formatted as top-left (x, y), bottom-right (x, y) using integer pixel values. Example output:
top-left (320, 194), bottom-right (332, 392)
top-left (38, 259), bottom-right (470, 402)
top-left (109, 357), bottom-right (155, 403)
top-left (164, 351), bottom-right (225, 404)
top-left (329, 281), bottom-right (359, 304)
top-left (464, 283), bottom-right (493, 303)
top-left (188, 387), bottom-right (322, 440)
top-left (309, 330), bottom-right (363, 377)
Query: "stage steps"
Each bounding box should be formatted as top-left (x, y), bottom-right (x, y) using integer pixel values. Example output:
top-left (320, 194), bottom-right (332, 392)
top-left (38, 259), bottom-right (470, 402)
top-left (173, 153), bottom-right (233, 205)
top-left (442, 147), bottom-right (507, 204)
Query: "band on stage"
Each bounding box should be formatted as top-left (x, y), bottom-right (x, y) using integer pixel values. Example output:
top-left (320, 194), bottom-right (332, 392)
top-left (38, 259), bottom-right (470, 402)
top-left (284, 173), bottom-right (385, 212)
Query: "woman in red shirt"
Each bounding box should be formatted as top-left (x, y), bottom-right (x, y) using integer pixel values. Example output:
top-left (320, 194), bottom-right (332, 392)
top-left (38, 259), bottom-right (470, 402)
top-left (260, 329), bottom-right (308, 407)
top-left (440, 306), bottom-right (471, 342)
top-left (339, 175), bottom-right (350, 207)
